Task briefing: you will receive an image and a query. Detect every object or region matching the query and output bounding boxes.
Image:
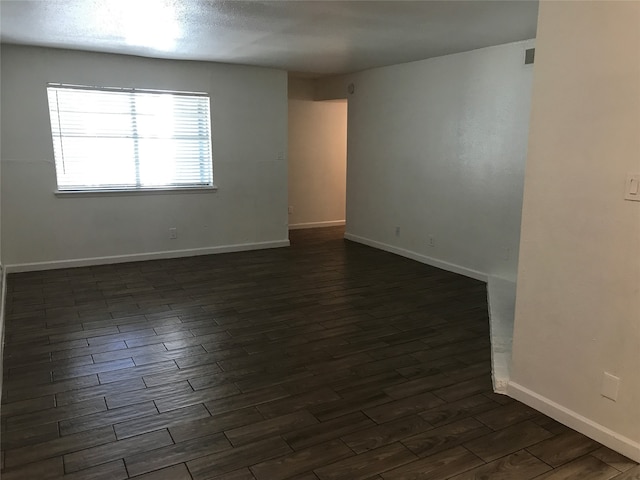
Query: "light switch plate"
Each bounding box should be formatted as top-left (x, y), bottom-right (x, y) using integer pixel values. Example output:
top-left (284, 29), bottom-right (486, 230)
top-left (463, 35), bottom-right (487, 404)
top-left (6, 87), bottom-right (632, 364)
top-left (624, 173), bottom-right (640, 201)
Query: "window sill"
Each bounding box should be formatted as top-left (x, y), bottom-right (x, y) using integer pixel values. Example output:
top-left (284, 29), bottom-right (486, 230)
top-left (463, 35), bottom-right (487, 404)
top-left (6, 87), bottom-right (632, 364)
top-left (54, 186), bottom-right (218, 197)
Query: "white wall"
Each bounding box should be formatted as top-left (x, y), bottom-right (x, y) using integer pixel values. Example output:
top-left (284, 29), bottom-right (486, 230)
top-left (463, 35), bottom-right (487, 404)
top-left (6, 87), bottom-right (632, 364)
top-left (0, 45), bottom-right (289, 268)
top-left (288, 77), bottom-right (347, 228)
top-left (510, 1), bottom-right (640, 460)
top-left (335, 40), bottom-right (534, 281)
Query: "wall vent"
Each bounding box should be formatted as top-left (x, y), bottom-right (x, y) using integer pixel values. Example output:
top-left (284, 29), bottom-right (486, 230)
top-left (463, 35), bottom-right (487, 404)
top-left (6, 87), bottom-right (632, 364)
top-left (524, 48), bottom-right (535, 65)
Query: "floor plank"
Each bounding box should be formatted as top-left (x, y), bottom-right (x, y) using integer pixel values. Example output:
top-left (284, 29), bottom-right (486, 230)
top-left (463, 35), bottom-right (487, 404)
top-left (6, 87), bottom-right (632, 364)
top-left (380, 446), bottom-right (484, 480)
top-left (526, 430), bottom-right (603, 467)
top-left (463, 420), bottom-right (554, 462)
top-left (314, 442), bottom-right (417, 480)
top-left (61, 459), bottom-right (129, 480)
top-left (341, 415), bottom-right (433, 454)
top-left (447, 450), bottom-right (551, 479)
top-left (225, 410), bottom-right (319, 447)
top-left (250, 439), bottom-right (353, 480)
top-left (590, 447), bottom-right (638, 473)
top-left (611, 465), bottom-right (640, 480)
top-left (532, 455), bottom-right (620, 480)
top-left (186, 437), bottom-right (292, 479)
top-left (124, 432), bottom-right (231, 477)
top-left (402, 417), bottom-right (492, 458)
top-left (128, 463), bottom-right (192, 480)
top-left (282, 411), bottom-right (376, 451)
top-left (64, 429), bottom-right (174, 473)
top-left (3, 425), bottom-right (116, 469)
top-left (114, 403), bottom-right (211, 439)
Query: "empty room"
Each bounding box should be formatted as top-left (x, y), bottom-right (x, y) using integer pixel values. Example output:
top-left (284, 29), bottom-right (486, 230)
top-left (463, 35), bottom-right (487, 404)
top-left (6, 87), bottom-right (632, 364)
top-left (1, 1), bottom-right (639, 479)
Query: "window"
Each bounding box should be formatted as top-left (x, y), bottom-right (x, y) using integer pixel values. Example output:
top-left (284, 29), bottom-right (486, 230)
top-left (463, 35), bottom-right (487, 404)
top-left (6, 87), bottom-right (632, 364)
top-left (47, 84), bottom-right (214, 192)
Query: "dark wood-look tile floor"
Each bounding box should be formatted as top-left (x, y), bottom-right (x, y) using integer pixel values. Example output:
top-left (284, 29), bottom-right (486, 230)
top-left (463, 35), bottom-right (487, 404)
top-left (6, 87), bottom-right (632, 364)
top-left (1, 227), bottom-right (637, 479)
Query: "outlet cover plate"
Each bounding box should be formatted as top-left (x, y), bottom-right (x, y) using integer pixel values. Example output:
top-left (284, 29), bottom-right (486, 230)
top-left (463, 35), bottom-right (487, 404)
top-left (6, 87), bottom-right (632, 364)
top-left (601, 372), bottom-right (620, 401)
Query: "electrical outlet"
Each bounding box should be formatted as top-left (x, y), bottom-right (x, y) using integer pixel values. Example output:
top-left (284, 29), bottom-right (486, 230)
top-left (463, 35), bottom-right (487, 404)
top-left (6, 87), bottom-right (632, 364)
top-left (428, 235), bottom-right (435, 247)
top-left (395, 226), bottom-right (400, 237)
top-left (288, 206), bottom-right (294, 215)
top-left (503, 247), bottom-right (511, 260)
top-left (601, 372), bottom-right (620, 401)
top-left (169, 227), bottom-right (178, 239)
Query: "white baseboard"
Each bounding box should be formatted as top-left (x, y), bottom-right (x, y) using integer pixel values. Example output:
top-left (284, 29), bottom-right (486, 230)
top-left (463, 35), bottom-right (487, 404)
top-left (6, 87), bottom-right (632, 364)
top-left (4, 240), bottom-right (290, 274)
top-left (508, 381), bottom-right (640, 462)
top-left (343, 232), bottom-right (487, 282)
top-left (289, 220), bottom-right (346, 230)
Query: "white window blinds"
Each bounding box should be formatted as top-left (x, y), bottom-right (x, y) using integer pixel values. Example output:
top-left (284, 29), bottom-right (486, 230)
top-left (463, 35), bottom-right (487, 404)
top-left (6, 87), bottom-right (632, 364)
top-left (47, 84), bottom-right (213, 191)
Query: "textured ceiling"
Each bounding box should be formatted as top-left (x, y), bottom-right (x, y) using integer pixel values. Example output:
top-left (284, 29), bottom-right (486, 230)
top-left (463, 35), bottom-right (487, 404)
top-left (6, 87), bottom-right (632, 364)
top-left (0, 0), bottom-right (539, 76)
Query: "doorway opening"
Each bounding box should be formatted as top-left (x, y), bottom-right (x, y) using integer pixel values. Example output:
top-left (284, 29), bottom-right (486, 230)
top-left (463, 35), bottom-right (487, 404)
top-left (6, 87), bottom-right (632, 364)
top-left (287, 76), bottom-right (347, 233)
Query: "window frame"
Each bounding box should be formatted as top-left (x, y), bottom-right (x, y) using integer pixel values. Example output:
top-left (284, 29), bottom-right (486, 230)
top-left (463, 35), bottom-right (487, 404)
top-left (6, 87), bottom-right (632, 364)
top-left (46, 83), bottom-right (217, 195)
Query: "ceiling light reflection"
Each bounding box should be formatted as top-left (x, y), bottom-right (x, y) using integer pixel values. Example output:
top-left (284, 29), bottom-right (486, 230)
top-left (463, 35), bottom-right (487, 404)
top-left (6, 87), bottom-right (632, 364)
top-left (120, 0), bottom-right (181, 51)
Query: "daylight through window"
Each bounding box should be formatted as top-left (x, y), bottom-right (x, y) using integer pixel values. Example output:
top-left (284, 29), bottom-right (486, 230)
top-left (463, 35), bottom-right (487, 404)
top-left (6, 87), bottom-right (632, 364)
top-left (47, 84), bottom-right (213, 192)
